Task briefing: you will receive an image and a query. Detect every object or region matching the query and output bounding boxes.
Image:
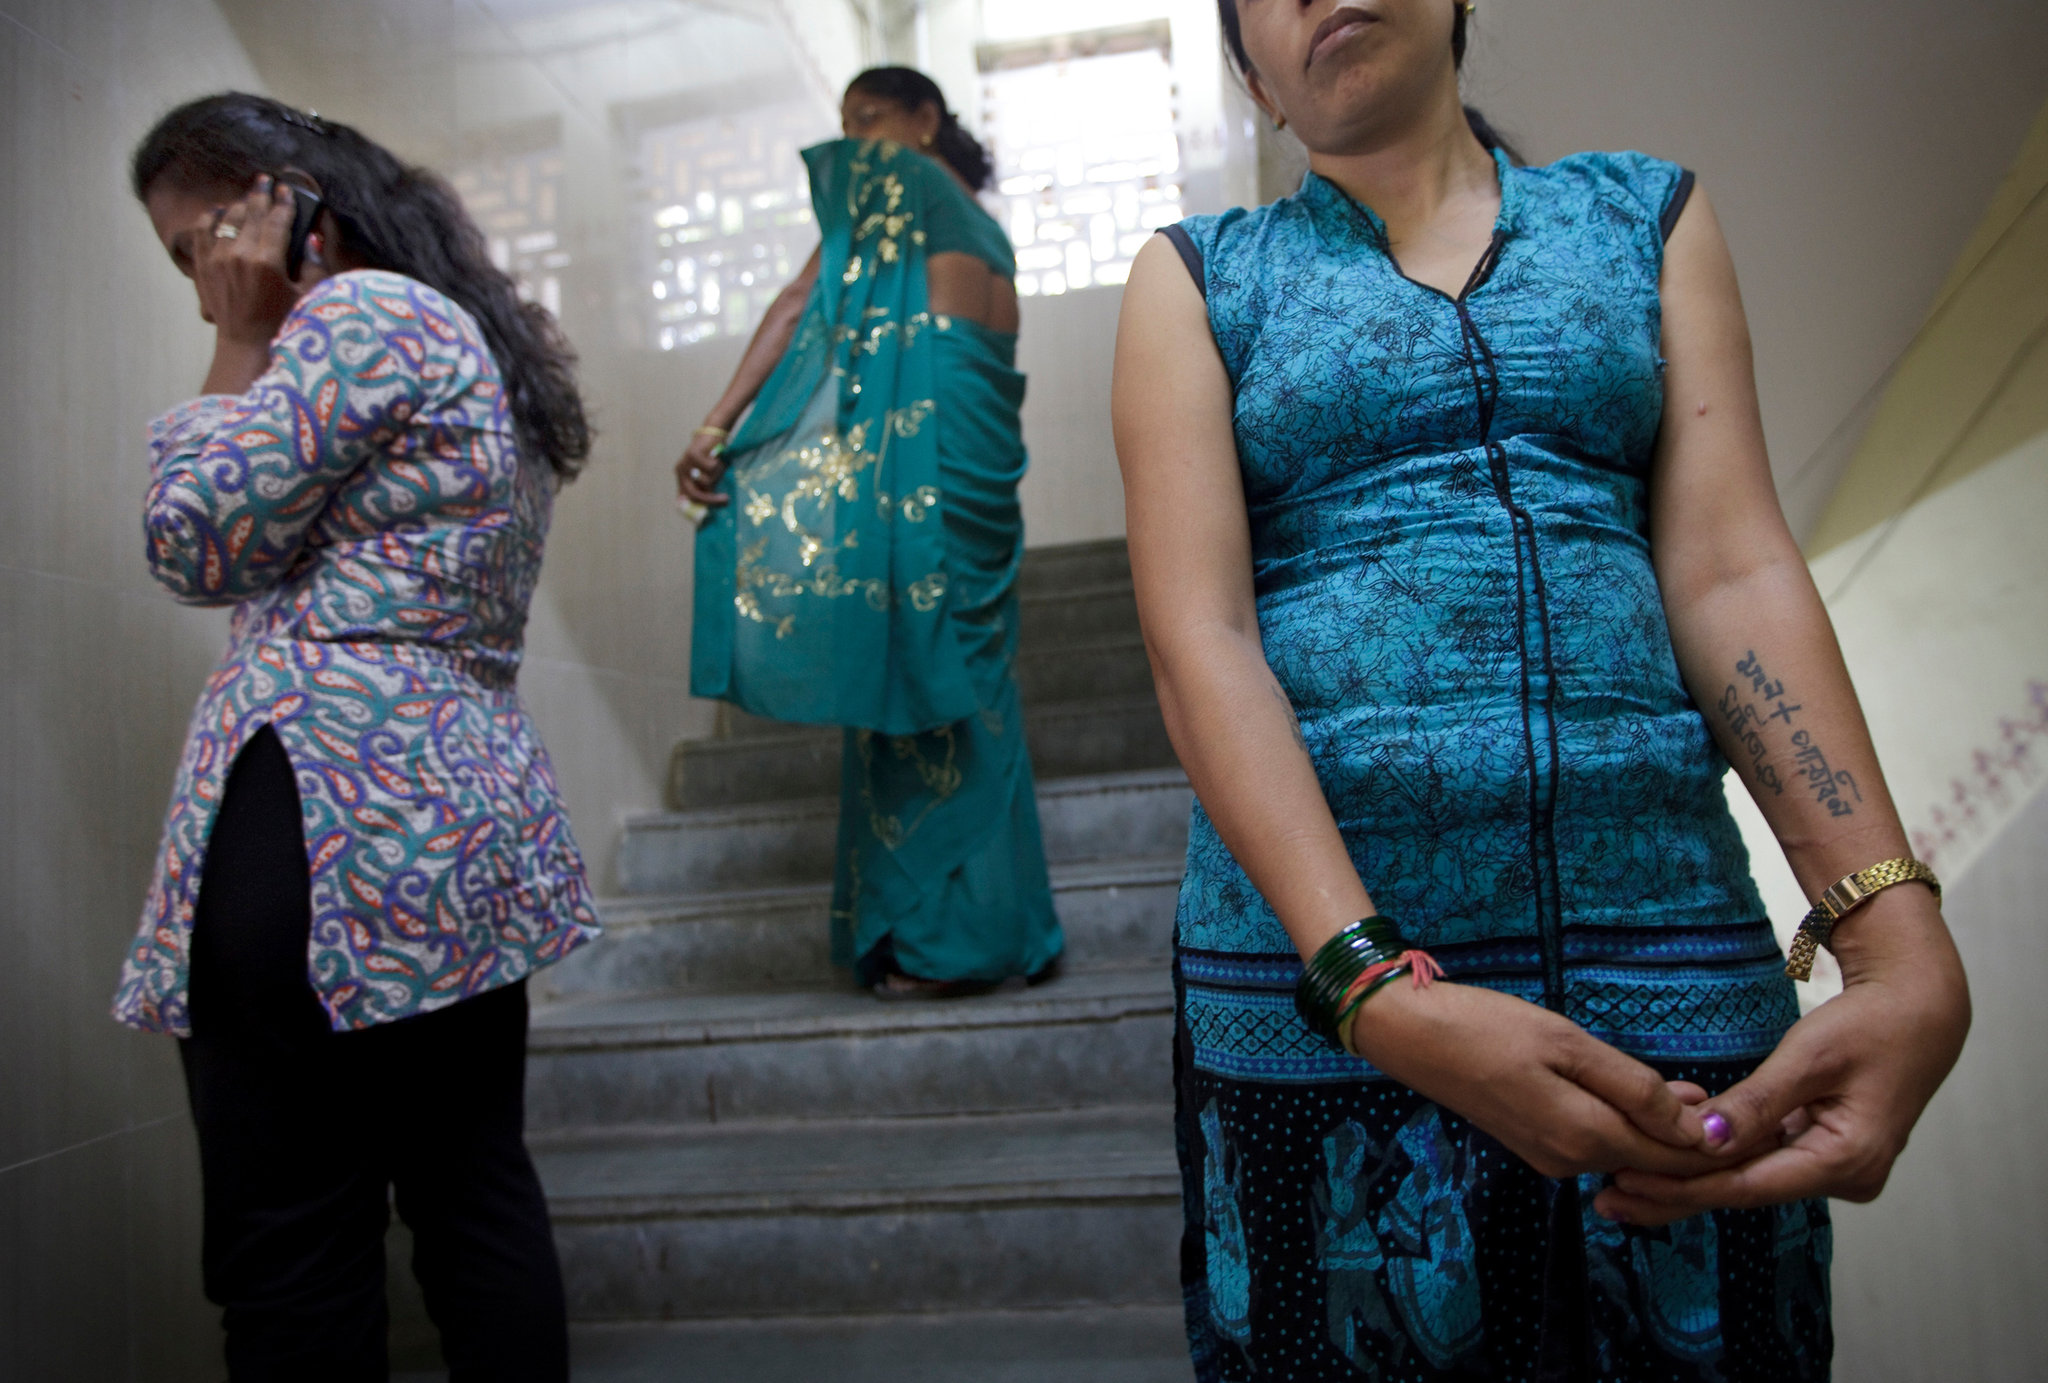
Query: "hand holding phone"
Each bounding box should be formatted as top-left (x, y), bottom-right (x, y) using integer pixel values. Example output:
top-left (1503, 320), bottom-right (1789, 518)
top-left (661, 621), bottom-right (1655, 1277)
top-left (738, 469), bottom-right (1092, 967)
top-left (283, 183), bottom-right (324, 281)
top-left (193, 176), bottom-right (330, 346)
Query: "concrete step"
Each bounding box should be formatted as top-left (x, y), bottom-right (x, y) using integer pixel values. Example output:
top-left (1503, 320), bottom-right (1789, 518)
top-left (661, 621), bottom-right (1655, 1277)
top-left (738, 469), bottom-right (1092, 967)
top-left (1017, 537), bottom-right (1133, 600)
top-left (1017, 634), bottom-right (1155, 706)
top-left (1018, 580), bottom-right (1141, 649)
top-left (397, 1306), bottom-right (1190, 1383)
top-left (713, 635), bottom-right (1153, 746)
top-left (621, 768), bottom-right (1192, 898)
top-left (671, 692), bottom-right (1173, 811)
top-left (535, 1107), bottom-right (1179, 1320)
top-left (526, 967), bottom-right (1175, 1133)
top-left (536, 856), bottom-right (1182, 1003)
top-left (1027, 696), bottom-right (1176, 784)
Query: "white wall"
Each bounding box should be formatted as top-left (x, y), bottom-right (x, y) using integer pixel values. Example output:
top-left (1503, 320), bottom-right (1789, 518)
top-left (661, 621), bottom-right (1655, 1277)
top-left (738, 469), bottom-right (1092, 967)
top-left (1459, 0), bottom-right (2048, 540)
top-left (1830, 788), bottom-right (2048, 1378)
top-left (1016, 287), bottom-right (1128, 547)
top-left (0, 0), bottom-right (269, 1375)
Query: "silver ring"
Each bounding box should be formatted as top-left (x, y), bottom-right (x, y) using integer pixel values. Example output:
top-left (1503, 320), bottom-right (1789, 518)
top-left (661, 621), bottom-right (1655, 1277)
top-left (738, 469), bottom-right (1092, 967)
top-left (690, 468), bottom-right (704, 480)
top-left (213, 223), bottom-right (240, 240)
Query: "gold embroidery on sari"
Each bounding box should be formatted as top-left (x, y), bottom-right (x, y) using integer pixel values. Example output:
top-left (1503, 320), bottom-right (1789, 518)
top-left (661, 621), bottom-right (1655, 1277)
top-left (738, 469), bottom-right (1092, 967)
top-left (728, 395), bottom-right (948, 636)
top-left (730, 140), bottom-right (951, 643)
top-left (899, 486), bottom-right (940, 522)
top-left (852, 724), bottom-right (962, 852)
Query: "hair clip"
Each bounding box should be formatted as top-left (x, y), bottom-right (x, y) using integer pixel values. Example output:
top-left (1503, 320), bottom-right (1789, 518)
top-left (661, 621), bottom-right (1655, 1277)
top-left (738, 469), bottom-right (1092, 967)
top-left (279, 107), bottom-right (329, 135)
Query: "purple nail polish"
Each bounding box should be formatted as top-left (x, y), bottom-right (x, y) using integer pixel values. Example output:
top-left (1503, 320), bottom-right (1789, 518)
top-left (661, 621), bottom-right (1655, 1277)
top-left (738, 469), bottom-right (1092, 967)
top-left (1702, 1111), bottom-right (1731, 1147)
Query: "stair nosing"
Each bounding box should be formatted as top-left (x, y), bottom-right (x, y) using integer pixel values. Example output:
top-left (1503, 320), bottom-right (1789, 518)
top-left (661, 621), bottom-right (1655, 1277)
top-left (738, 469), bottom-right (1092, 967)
top-left (1017, 630), bottom-right (1148, 653)
top-left (530, 972), bottom-right (1173, 1051)
top-left (536, 1106), bottom-right (1177, 1222)
top-left (595, 854), bottom-right (1185, 928)
top-left (1017, 579), bottom-right (1135, 604)
top-left (627, 765), bottom-right (1189, 832)
top-left (546, 1177), bottom-right (1181, 1224)
top-left (675, 692), bottom-right (1165, 758)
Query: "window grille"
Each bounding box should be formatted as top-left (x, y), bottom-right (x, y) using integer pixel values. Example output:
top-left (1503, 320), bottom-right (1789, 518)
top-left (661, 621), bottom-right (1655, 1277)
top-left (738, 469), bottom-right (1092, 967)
top-left (979, 22), bottom-right (1183, 296)
top-left (454, 132), bottom-right (569, 318)
top-left (638, 101), bottom-right (822, 350)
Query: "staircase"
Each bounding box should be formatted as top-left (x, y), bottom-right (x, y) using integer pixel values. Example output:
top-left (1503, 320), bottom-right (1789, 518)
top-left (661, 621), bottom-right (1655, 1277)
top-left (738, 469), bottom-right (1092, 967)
top-left (522, 539), bottom-right (1196, 1380)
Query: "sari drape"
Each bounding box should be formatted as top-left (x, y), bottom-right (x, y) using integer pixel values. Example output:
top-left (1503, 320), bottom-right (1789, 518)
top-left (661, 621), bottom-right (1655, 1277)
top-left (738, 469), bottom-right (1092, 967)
top-left (692, 139), bottom-right (1060, 985)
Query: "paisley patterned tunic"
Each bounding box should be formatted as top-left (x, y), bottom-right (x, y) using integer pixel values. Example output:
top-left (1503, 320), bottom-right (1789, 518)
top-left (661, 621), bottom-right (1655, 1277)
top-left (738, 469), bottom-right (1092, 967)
top-left (1167, 153), bottom-right (1831, 1380)
top-left (114, 269), bottom-right (599, 1037)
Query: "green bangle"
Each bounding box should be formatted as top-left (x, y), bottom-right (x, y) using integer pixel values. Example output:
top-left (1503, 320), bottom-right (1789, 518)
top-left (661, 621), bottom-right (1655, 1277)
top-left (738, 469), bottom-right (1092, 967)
top-left (1295, 916), bottom-right (1412, 1047)
top-left (1331, 961), bottom-right (1413, 1046)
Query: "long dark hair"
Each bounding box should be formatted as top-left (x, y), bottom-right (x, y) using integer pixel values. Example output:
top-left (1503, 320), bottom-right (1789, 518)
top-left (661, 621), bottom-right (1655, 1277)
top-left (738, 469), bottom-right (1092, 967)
top-left (846, 67), bottom-right (994, 192)
top-left (1216, 1), bottom-right (1518, 162)
top-left (132, 93), bottom-right (592, 480)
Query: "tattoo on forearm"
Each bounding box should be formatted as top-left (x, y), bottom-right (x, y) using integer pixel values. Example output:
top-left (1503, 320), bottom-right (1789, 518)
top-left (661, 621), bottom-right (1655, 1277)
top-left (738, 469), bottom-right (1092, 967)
top-left (1716, 682), bottom-right (1785, 796)
top-left (1788, 727), bottom-right (1862, 817)
top-left (1270, 681), bottom-right (1310, 754)
top-left (1717, 650), bottom-right (1861, 817)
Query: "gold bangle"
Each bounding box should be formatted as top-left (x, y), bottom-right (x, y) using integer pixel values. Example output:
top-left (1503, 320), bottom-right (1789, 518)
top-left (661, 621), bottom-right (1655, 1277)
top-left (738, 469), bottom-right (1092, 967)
top-left (693, 424), bottom-right (730, 440)
top-left (1785, 857), bottom-right (1941, 980)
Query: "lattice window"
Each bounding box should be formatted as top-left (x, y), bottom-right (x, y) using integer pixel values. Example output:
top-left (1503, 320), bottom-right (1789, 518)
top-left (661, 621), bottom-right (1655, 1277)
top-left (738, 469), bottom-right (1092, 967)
top-left (980, 25), bottom-right (1183, 296)
top-left (455, 139), bottom-right (569, 317)
top-left (639, 101), bottom-right (822, 350)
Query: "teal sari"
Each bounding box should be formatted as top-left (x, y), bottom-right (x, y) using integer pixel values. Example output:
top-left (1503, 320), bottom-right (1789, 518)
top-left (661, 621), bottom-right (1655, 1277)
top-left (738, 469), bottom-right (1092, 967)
top-left (692, 139), bottom-right (1061, 986)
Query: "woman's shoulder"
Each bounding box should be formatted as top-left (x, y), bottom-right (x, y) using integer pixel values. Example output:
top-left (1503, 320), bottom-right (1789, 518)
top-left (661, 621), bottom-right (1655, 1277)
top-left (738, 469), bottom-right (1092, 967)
top-left (296, 267), bottom-right (443, 318)
top-left (288, 270), bottom-right (492, 370)
top-left (1174, 199), bottom-right (1287, 255)
top-left (1169, 195), bottom-right (1318, 296)
top-left (1519, 150), bottom-right (1694, 229)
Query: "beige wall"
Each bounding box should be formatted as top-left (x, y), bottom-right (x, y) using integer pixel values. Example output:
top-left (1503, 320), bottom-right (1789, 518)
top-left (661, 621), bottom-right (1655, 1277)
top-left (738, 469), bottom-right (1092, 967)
top-left (1016, 287), bottom-right (1128, 547)
top-left (1458, 0), bottom-right (2048, 539)
top-left (0, 0), bottom-right (268, 1375)
top-left (1830, 787), bottom-right (2048, 1378)
top-left (995, 0), bottom-right (2048, 556)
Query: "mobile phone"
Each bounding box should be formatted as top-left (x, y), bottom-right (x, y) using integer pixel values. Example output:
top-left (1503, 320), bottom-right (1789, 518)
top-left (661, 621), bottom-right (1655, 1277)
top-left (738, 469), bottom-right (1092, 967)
top-left (282, 184), bottom-right (323, 279)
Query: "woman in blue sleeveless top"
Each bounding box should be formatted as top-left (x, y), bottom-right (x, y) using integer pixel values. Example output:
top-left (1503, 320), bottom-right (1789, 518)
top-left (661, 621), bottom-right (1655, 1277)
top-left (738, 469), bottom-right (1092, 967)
top-left (680, 69), bottom-right (1061, 996)
top-left (1113, 4), bottom-right (1968, 1378)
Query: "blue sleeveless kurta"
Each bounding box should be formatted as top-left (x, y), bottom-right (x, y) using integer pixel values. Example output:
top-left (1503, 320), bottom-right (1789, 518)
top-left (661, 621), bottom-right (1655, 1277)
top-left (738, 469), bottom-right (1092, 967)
top-left (1168, 152), bottom-right (1831, 1381)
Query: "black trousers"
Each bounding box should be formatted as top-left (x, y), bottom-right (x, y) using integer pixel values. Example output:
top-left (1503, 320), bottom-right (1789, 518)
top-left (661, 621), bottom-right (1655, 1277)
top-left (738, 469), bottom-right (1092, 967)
top-left (178, 726), bottom-right (569, 1382)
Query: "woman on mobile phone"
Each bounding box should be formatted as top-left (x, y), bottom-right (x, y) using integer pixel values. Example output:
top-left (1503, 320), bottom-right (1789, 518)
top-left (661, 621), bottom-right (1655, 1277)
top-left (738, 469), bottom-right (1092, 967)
top-left (679, 68), bottom-right (1062, 998)
top-left (118, 92), bottom-right (598, 1380)
top-left (1112, 2), bottom-right (1968, 1377)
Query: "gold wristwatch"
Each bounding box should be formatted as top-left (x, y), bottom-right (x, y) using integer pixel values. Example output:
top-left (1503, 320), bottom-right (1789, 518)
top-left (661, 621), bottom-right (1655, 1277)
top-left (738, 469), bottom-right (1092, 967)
top-left (1785, 857), bottom-right (1941, 980)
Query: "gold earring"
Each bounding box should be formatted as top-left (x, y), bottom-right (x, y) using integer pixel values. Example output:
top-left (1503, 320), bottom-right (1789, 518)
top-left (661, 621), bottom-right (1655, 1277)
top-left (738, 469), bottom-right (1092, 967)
top-left (921, 133), bottom-right (935, 148)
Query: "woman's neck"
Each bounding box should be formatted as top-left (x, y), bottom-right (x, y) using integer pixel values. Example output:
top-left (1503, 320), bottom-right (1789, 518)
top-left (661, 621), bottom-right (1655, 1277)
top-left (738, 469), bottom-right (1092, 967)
top-left (913, 146), bottom-right (975, 199)
top-left (1306, 91), bottom-right (1498, 244)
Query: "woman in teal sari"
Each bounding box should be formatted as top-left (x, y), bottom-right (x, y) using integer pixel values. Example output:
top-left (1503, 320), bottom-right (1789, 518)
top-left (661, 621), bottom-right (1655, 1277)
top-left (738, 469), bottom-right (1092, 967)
top-left (677, 68), bottom-right (1062, 997)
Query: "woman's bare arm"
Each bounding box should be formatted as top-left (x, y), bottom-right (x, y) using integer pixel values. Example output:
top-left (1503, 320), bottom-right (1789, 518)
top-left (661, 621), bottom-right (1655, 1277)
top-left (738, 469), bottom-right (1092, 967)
top-left (1593, 186), bottom-right (1969, 1223)
top-left (1114, 235), bottom-right (1721, 1179)
top-left (676, 246), bottom-right (821, 507)
top-left (1113, 239), bottom-right (1374, 962)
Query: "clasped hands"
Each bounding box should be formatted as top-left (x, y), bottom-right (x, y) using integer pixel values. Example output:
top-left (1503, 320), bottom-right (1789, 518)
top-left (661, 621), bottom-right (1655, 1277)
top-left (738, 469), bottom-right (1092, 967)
top-left (1345, 887), bottom-right (1968, 1227)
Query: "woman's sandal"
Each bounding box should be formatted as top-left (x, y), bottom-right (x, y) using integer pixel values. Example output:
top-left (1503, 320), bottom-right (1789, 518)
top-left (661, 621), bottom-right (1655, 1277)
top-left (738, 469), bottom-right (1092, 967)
top-left (870, 956), bottom-right (1062, 1001)
top-left (871, 970), bottom-right (1000, 1000)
